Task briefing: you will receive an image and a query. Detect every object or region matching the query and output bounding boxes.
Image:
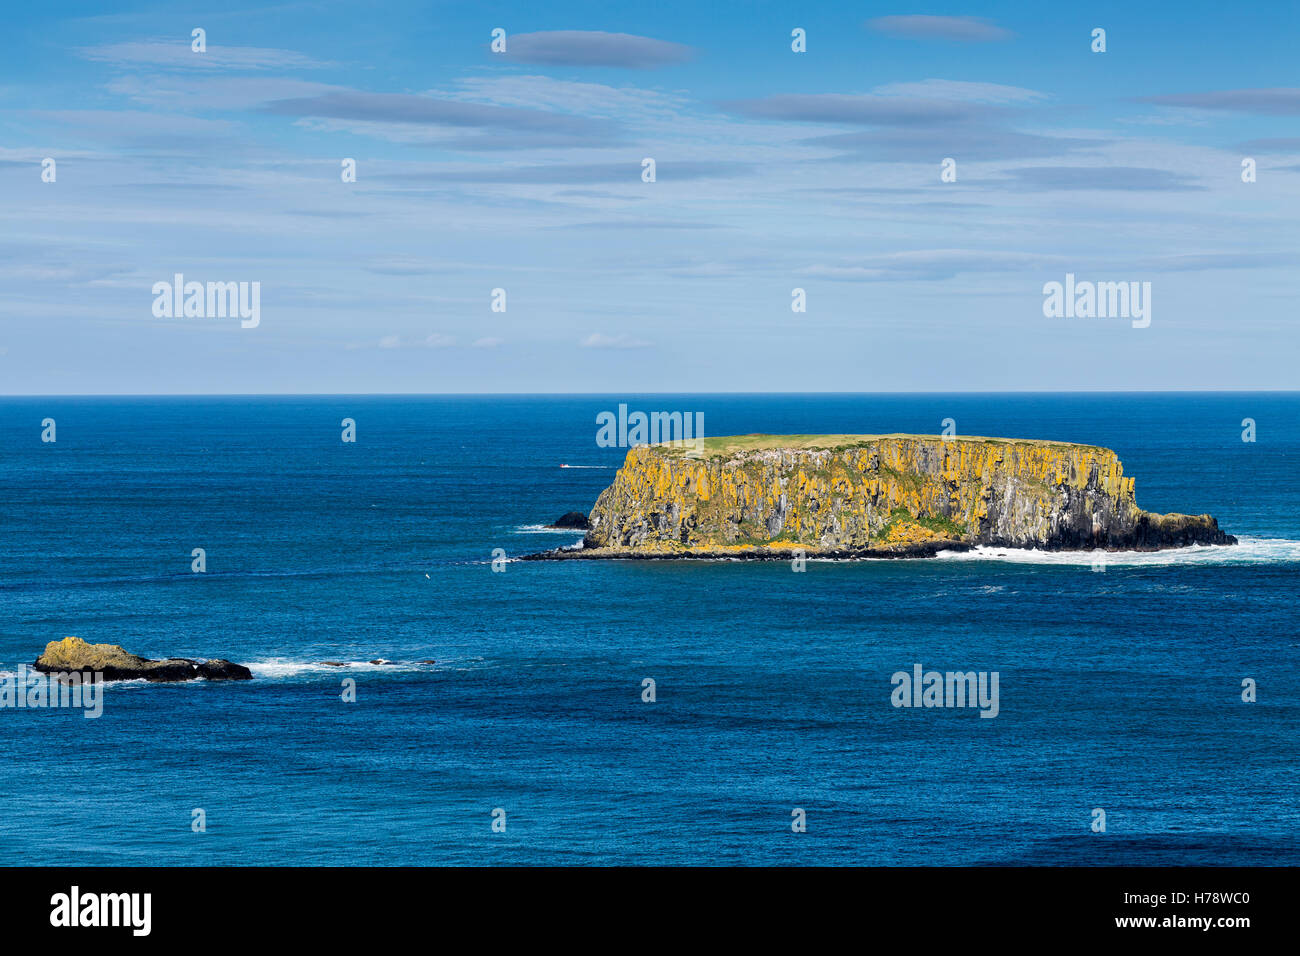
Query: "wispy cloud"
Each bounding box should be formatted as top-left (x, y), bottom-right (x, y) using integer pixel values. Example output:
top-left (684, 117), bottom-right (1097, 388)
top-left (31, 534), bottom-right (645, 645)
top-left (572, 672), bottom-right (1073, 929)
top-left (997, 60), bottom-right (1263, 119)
top-left (79, 39), bottom-right (334, 71)
top-left (27, 109), bottom-right (242, 148)
top-left (1003, 165), bottom-right (1202, 191)
top-left (871, 79), bottom-right (1046, 103)
top-left (500, 31), bottom-right (693, 68)
top-left (107, 74), bottom-right (340, 111)
top-left (806, 127), bottom-right (1094, 162)
top-left (1139, 88), bottom-right (1300, 115)
top-left (866, 16), bottom-right (1014, 43)
top-left (263, 90), bottom-right (617, 142)
top-left (549, 219), bottom-right (722, 230)
top-left (722, 93), bottom-right (998, 126)
top-left (802, 249), bottom-right (1065, 282)
top-left (728, 83), bottom-right (1074, 161)
top-left (1238, 137), bottom-right (1300, 152)
top-left (375, 161), bottom-right (751, 185)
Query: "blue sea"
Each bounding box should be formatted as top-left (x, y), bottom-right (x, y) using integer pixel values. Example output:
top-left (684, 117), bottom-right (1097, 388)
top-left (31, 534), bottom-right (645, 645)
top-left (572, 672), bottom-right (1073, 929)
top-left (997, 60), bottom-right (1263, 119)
top-left (1, 394), bottom-right (1297, 866)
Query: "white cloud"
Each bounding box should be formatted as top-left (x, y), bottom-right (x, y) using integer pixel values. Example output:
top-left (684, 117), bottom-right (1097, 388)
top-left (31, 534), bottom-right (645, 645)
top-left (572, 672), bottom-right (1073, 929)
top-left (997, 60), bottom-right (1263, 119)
top-left (79, 40), bottom-right (334, 72)
top-left (871, 79), bottom-right (1047, 104)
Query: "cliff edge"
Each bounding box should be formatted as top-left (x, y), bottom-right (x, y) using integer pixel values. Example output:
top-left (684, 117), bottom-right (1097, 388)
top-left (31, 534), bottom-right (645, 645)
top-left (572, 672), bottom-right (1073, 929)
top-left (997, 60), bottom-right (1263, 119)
top-left (568, 434), bottom-right (1235, 558)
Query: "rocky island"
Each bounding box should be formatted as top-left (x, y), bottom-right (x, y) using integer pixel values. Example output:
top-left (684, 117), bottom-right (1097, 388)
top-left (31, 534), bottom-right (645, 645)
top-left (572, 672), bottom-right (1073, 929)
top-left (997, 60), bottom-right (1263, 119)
top-left (528, 434), bottom-right (1235, 559)
top-left (33, 636), bottom-right (253, 682)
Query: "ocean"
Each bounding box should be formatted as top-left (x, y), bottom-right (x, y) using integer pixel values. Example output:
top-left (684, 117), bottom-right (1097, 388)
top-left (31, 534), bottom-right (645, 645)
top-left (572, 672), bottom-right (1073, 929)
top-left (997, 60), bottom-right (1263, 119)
top-left (1, 393), bottom-right (1297, 865)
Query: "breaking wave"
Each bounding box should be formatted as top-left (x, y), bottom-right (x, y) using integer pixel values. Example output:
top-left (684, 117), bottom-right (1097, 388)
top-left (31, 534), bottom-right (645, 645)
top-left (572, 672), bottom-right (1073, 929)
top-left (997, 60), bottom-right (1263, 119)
top-left (934, 537), bottom-right (1300, 567)
top-left (247, 658), bottom-right (444, 678)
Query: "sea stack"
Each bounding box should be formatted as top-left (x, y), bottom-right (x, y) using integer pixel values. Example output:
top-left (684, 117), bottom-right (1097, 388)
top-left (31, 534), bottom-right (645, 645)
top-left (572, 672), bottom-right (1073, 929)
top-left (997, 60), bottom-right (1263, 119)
top-left (556, 434), bottom-right (1235, 558)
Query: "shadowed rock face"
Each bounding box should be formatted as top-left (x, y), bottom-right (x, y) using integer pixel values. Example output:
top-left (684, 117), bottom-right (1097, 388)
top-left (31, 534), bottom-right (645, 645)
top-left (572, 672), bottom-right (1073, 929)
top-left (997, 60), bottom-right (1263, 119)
top-left (547, 511), bottom-right (591, 529)
top-left (196, 660), bottom-right (254, 680)
top-left (577, 434), bottom-right (1236, 557)
top-left (33, 636), bottom-right (252, 682)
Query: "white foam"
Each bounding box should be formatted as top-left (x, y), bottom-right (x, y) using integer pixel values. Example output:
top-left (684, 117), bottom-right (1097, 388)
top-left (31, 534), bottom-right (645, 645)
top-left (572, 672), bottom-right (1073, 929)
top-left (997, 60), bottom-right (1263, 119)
top-left (0, 668), bottom-right (155, 688)
top-left (247, 658), bottom-right (440, 678)
top-left (933, 537), bottom-right (1300, 567)
top-left (515, 524), bottom-right (587, 534)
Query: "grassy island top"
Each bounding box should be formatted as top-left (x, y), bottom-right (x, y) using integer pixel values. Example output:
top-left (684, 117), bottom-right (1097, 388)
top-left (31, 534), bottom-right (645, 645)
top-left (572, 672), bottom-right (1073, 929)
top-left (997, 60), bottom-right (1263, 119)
top-left (653, 433), bottom-right (1110, 458)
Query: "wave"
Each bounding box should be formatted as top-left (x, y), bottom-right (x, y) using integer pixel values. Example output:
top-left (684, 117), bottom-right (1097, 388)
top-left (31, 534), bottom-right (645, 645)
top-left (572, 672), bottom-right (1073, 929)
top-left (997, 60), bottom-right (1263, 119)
top-left (246, 658), bottom-right (445, 678)
top-left (557, 465), bottom-right (609, 469)
top-left (0, 670), bottom-right (166, 690)
top-left (514, 524), bottom-right (587, 534)
top-left (933, 536), bottom-right (1300, 567)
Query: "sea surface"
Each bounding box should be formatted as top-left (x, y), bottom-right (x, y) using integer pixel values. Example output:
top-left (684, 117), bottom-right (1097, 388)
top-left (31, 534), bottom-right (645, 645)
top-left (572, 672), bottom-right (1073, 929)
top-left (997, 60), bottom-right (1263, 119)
top-left (1, 393), bottom-right (1297, 866)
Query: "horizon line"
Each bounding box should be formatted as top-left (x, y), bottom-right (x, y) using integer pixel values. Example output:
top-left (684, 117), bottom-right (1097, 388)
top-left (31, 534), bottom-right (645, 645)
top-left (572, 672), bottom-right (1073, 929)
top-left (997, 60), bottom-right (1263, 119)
top-left (2, 388), bottom-right (1298, 398)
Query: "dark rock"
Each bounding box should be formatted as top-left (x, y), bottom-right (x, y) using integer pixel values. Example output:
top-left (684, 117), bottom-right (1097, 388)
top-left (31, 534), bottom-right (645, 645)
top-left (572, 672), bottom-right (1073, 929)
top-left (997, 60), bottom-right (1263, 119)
top-left (33, 636), bottom-right (250, 683)
top-left (547, 511), bottom-right (590, 530)
top-left (196, 659), bottom-right (253, 680)
top-left (522, 540), bottom-right (973, 561)
top-left (321, 661), bottom-right (349, 667)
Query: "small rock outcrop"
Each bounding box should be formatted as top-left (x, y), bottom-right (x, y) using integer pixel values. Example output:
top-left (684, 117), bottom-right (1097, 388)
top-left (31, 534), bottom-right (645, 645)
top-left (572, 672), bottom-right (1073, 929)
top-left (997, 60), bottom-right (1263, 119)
top-left (33, 636), bottom-right (252, 682)
top-left (196, 659), bottom-right (253, 680)
top-left (547, 511), bottom-right (591, 530)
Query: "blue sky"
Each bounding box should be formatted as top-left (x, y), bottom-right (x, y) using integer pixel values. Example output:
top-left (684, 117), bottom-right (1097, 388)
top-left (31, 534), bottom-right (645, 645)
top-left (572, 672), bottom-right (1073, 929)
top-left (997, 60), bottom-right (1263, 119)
top-left (1, 0), bottom-right (1296, 393)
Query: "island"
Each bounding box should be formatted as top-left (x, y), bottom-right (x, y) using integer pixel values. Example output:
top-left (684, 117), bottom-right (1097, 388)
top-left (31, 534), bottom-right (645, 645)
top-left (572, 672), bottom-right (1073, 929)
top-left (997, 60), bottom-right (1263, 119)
top-left (33, 636), bottom-right (253, 682)
top-left (526, 434), bottom-right (1236, 559)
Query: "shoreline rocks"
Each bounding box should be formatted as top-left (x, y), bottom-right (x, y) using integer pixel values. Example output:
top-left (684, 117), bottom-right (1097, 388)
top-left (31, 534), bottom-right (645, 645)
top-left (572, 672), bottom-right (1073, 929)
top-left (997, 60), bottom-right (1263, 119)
top-left (33, 636), bottom-right (252, 683)
top-left (522, 540), bottom-right (972, 561)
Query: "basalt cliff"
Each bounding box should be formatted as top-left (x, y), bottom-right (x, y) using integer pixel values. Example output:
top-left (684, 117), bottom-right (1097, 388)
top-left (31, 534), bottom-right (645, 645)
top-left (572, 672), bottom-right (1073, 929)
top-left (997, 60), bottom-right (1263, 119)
top-left (546, 434), bottom-right (1235, 559)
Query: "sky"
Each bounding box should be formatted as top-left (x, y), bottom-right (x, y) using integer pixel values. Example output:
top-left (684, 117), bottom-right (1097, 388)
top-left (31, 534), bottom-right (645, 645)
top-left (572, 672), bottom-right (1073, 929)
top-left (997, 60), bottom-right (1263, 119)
top-left (0, 0), bottom-right (1296, 393)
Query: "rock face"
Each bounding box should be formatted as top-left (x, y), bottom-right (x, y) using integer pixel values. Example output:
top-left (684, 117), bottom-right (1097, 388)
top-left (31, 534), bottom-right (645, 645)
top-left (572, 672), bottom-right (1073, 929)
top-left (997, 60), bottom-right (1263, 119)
top-left (575, 434), bottom-right (1235, 557)
top-left (547, 511), bottom-right (591, 530)
top-left (196, 659), bottom-right (254, 681)
top-left (34, 636), bottom-right (252, 682)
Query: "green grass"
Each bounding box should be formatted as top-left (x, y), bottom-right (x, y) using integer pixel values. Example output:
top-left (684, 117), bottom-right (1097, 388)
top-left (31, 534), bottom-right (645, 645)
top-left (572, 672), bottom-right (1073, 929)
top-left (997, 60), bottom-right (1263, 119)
top-left (660, 433), bottom-right (1107, 458)
top-left (873, 507), bottom-right (968, 542)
